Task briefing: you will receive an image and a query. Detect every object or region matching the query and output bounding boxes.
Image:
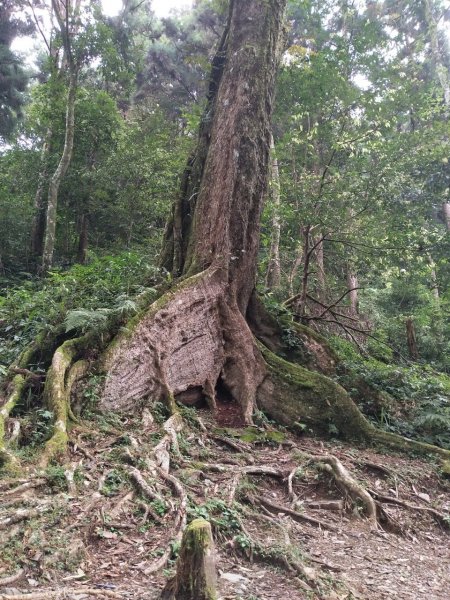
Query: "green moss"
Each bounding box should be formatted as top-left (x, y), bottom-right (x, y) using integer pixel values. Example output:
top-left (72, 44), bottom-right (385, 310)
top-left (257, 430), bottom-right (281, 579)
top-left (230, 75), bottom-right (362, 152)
top-left (258, 342), bottom-right (372, 440)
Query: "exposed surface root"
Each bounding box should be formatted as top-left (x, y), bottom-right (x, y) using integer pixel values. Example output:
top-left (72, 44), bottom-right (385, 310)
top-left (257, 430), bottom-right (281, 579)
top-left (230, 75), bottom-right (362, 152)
top-left (1, 378), bottom-right (449, 599)
top-left (257, 343), bottom-right (450, 461)
top-left (309, 454), bottom-right (378, 527)
top-left (0, 569), bottom-right (24, 586)
top-left (0, 374), bottom-right (27, 472)
top-left (251, 494), bottom-right (341, 532)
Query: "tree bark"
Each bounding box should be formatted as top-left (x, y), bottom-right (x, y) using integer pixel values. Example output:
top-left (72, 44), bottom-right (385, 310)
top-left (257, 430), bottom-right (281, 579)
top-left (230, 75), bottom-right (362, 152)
top-left (41, 69), bottom-right (78, 272)
top-left (265, 133), bottom-right (282, 290)
top-left (443, 201), bottom-right (450, 231)
top-left (84, 0), bottom-right (450, 465)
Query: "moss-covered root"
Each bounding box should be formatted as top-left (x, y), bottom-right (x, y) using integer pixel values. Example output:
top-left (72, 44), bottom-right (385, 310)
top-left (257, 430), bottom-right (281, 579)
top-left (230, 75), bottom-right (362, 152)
top-left (257, 344), bottom-right (450, 462)
top-left (160, 518), bottom-right (218, 600)
top-left (0, 340), bottom-right (48, 473)
top-left (0, 374), bottom-right (26, 474)
top-left (39, 336), bottom-right (90, 467)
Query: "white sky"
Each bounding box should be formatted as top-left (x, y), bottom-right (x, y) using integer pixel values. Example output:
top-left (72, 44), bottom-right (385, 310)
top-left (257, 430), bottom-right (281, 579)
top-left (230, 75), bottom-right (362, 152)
top-left (102, 0), bottom-right (192, 18)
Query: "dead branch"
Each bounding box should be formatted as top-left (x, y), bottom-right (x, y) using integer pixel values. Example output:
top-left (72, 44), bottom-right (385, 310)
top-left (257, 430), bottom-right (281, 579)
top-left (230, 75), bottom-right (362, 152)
top-left (2, 479), bottom-right (46, 497)
top-left (369, 490), bottom-right (450, 529)
top-left (0, 569), bottom-right (25, 586)
top-left (0, 508), bottom-right (46, 530)
top-left (0, 588), bottom-right (120, 599)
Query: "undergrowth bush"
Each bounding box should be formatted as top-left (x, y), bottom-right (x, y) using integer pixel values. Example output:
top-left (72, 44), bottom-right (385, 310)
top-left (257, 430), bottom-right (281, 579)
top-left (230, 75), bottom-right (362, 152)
top-left (330, 336), bottom-right (450, 449)
top-left (0, 252), bottom-right (160, 372)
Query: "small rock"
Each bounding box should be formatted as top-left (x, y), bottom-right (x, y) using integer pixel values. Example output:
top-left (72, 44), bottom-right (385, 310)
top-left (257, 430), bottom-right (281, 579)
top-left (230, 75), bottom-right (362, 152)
top-left (220, 572), bottom-right (249, 584)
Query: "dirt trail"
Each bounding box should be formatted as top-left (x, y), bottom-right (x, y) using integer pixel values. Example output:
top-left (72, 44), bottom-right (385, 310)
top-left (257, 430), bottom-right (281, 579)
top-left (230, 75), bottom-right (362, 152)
top-left (0, 409), bottom-right (449, 600)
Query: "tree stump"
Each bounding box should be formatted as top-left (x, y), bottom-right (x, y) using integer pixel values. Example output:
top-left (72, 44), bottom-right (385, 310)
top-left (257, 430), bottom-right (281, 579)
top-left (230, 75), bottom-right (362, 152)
top-left (160, 519), bottom-right (218, 600)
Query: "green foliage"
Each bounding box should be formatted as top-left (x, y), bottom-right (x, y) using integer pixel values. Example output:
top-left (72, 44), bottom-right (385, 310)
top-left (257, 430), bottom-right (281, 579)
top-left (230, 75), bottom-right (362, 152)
top-left (101, 469), bottom-right (126, 496)
top-left (188, 499), bottom-right (241, 534)
top-left (332, 337), bottom-right (450, 448)
top-left (45, 464), bottom-right (69, 491)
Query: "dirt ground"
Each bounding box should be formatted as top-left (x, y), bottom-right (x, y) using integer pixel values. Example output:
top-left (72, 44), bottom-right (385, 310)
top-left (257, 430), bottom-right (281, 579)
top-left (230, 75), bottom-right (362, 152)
top-left (0, 407), bottom-right (449, 600)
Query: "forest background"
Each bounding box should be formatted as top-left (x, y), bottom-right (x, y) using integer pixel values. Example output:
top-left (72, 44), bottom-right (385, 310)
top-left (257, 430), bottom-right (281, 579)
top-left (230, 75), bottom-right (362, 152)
top-left (1, 0), bottom-right (450, 453)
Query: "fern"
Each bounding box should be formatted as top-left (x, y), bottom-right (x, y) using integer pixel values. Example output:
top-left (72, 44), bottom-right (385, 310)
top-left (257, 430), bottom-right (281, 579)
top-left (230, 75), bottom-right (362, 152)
top-left (414, 411), bottom-right (450, 432)
top-left (114, 295), bottom-right (138, 316)
top-left (64, 308), bottom-right (112, 333)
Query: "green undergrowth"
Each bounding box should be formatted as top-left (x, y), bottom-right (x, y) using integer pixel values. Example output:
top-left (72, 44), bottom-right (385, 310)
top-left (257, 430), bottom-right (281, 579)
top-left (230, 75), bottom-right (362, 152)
top-left (330, 336), bottom-right (450, 449)
top-left (0, 252), bottom-right (161, 372)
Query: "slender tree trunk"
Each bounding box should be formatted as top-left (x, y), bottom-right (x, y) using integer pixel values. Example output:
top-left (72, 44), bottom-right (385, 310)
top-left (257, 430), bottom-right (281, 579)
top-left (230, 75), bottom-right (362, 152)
top-left (314, 233), bottom-right (325, 300)
top-left (406, 317), bottom-right (419, 361)
top-left (265, 133), bottom-right (282, 289)
top-left (288, 241), bottom-right (303, 296)
top-left (76, 213), bottom-right (88, 265)
top-left (31, 127), bottom-right (52, 261)
top-left (443, 201), bottom-right (450, 231)
top-left (424, 0), bottom-right (450, 107)
top-left (41, 69), bottom-right (78, 272)
top-left (427, 253), bottom-right (440, 300)
top-left (347, 267), bottom-right (359, 315)
top-left (294, 225), bottom-right (311, 320)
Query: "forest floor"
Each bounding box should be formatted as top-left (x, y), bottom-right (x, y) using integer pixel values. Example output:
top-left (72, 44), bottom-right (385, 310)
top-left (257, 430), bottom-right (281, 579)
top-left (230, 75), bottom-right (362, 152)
top-left (0, 402), bottom-right (449, 600)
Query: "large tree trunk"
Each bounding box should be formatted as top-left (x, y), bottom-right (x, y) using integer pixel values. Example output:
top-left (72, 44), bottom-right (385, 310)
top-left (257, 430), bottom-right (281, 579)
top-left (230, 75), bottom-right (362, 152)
top-left (102, 0), bottom-right (286, 423)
